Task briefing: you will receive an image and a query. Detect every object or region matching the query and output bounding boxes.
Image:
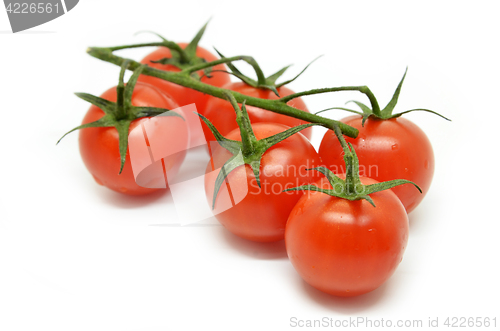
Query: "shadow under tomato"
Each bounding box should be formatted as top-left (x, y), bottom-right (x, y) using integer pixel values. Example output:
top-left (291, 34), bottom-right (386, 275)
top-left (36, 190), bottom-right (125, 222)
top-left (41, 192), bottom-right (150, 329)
top-left (408, 206), bottom-right (424, 228)
top-left (217, 226), bottom-right (288, 260)
top-left (298, 275), bottom-right (390, 313)
top-left (97, 187), bottom-right (170, 209)
top-left (407, 198), bottom-right (437, 235)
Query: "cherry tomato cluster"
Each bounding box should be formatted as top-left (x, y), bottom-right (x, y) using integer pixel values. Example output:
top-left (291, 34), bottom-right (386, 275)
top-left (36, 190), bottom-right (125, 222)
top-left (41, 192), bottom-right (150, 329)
top-left (60, 22), bottom-right (448, 298)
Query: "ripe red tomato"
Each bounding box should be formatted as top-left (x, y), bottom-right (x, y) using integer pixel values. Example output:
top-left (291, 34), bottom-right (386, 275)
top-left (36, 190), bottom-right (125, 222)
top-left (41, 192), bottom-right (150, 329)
top-left (204, 123), bottom-right (321, 242)
top-left (79, 82), bottom-right (188, 195)
top-left (202, 82), bottom-right (313, 144)
top-left (319, 115), bottom-right (434, 213)
top-left (138, 43), bottom-right (230, 114)
top-left (285, 174), bottom-right (409, 297)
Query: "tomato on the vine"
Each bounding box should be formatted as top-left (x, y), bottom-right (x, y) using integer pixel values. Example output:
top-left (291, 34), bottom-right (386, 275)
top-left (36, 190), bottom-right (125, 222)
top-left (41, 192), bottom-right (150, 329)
top-left (202, 82), bottom-right (312, 143)
top-left (79, 82), bottom-right (188, 195)
top-left (319, 115), bottom-right (433, 212)
top-left (285, 174), bottom-right (409, 297)
top-left (204, 122), bottom-right (321, 242)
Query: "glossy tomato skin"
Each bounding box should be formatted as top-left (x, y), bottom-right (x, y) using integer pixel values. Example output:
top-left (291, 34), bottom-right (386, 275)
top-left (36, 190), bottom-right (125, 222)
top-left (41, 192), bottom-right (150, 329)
top-left (79, 82), bottom-right (188, 195)
top-left (319, 115), bottom-right (434, 213)
top-left (204, 123), bottom-right (322, 242)
top-left (138, 43), bottom-right (230, 114)
top-left (285, 175), bottom-right (409, 297)
top-left (202, 82), bottom-right (312, 143)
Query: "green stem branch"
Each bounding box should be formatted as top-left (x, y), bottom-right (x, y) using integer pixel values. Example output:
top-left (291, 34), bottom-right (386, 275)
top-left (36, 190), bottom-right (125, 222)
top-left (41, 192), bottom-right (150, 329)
top-left (224, 92), bottom-right (256, 154)
top-left (108, 42), bottom-right (189, 63)
top-left (87, 46), bottom-right (360, 138)
top-left (183, 55), bottom-right (253, 74)
top-left (280, 86), bottom-right (381, 116)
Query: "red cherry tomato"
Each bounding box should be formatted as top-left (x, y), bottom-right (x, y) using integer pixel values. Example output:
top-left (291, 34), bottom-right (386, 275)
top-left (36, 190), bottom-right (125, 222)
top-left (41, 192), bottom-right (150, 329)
top-left (202, 82), bottom-right (313, 143)
top-left (319, 115), bottom-right (434, 212)
top-left (204, 123), bottom-right (321, 242)
top-left (285, 175), bottom-right (409, 297)
top-left (79, 83), bottom-right (188, 195)
top-left (138, 43), bottom-right (230, 114)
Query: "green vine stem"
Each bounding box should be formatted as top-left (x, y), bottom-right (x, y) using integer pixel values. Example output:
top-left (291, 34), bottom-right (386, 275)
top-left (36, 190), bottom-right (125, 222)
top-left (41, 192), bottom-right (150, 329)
top-left (86, 46), bottom-right (361, 138)
top-left (312, 68), bottom-right (450, 125)
top-left (279, 86), bottom-right (382, 117)
top-left (211, 49), bottom-right (322, 97)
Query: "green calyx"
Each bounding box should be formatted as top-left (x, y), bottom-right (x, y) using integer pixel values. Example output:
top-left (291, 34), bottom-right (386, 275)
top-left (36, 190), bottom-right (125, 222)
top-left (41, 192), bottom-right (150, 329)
top-left (284, 125), bottom-right (421, 207)
top-left (138, 20), bottom-right (212, 78)
top-left (214, 48), bottom-right (321, 97)
top-left (316, 67), bottom-right (451, 125)
top-left (57, 61), bottom-right (183, 174)
top-left (199, 92), bottom-right (318, 209)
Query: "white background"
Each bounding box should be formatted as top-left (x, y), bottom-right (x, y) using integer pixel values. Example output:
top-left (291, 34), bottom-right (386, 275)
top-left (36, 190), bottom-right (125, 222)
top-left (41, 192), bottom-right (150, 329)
top-left (1, 1), bottom-right (499, 330)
